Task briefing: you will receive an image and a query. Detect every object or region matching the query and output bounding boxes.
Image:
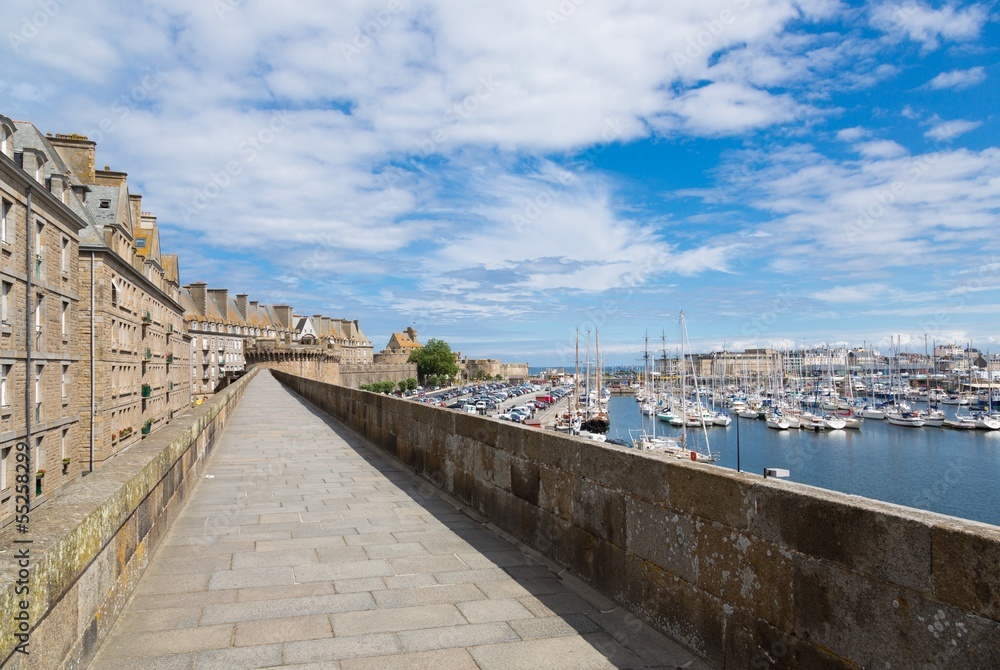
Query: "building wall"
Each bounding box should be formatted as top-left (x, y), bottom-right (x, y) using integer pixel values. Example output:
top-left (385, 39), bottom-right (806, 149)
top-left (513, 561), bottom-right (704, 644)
top-left (0, 163), bottom-right (84, 525)
top-left (79, 253), bottom-right (189, 467)
top-left (275, 371), bottom-right (1000, 670)
top-left (188, 329), bottom-right (244, 399)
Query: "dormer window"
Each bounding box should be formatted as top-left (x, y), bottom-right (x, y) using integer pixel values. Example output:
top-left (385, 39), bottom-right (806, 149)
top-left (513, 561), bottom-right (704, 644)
top-left (99, 199), bottom-right (111, 209)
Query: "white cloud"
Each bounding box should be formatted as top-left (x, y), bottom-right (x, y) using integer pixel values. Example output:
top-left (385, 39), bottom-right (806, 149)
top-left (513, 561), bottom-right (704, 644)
top-left (924, 118), bottom-right (982, 141)
top-left (811, 283), bottom-right (890, 303)
top-left (856, 140), bottom-right (907, 159)
top-left (659, 82), bottom-right (810, 136)
top-left (869, 1), bottom-right (989, 50)
top-left (926, 66), bottom-right (987, 90)
top-left (836, 126), bottom-right (868, 142)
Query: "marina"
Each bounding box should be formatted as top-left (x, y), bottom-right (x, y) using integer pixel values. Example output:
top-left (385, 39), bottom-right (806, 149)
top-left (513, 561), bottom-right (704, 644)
top-left (603, 395), bottom-right (1000, 527)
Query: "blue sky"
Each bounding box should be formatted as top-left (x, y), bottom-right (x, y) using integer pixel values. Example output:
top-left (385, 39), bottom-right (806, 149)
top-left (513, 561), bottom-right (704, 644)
top-left (3, 0), bottom-right (998, 366)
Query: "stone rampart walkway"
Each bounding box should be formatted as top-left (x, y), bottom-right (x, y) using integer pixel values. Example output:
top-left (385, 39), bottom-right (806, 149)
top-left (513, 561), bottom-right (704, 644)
top-left (90, 371), bottom-right (710, 669)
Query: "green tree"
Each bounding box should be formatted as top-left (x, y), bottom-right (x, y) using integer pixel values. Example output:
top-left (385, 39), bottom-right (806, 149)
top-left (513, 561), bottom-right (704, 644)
top-left (405, 378), bottom-right (418, 391)
top-left (426, 374), bottom-right (440, 388)
top-left (408, 338), bottom-right (459, 381)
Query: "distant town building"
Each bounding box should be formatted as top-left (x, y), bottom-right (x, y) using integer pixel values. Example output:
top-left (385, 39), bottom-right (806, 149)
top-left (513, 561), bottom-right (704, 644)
top-left (375, 326), bottom-right (422, 364)
top-left (181, 283), bottom-right (249, 400)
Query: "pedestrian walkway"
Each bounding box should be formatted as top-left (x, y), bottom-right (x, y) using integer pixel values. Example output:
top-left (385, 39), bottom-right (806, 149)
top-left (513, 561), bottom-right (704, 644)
top-left (90, 371), bottom-right (710, 669)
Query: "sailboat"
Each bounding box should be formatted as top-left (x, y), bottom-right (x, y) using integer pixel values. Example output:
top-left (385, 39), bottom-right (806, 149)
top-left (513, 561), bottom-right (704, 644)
top-left (677, 311), bottom-right (719, 463)
top-left (580, 329), bottom-right (610, 434)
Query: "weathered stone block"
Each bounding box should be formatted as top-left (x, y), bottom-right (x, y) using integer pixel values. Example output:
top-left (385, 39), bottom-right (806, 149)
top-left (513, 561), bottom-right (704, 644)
top-left (538, 464), bottom-right (573, 521)
top-left (931, 520), bottom-right (1000, 620)
top-left (695, 520), bottom-right (794, 632)
top-left (510, 457), bottom-right (540, 507)
top-left (792, 555), bottom-right (1000, 669)
top-left (572, 480), bottom-right (626, 548)
top-left (664, 460), bottom-right (754, 530)
top-left (751, 483), bottom-right (933, 592)
top-left (723, 608), bottom-right (849, 670)
top-left (629, 554), bottom-right (727, 669)
top-left (625, 497), bottom-right (699, 585)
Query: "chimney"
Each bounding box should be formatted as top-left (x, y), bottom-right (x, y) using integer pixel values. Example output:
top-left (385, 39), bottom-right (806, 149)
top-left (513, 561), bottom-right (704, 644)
top-left (129, 194), bottom-right (142, 231)
top-left (188, 282), bottom-right (207, 318)
top-left (95, 167), bottom-right (127, 187)
top-left (208, 289), bottom-right (229, 321)
top-left (236, 294), bottom-right (248, 318)
top-left (48, 133), bottom-right (96, 183)
top-left (273, 305), bottom-right (294, 329)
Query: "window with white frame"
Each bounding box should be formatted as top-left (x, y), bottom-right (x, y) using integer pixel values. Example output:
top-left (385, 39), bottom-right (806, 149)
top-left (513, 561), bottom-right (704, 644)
top-left (0, 199), bottom-right (10, 244)
top-left (61, 237), bottom-right (69, 273)
top-left (62, 364), bottom-right (69, 401)
top-left (1, 364), bottom-right (8, 407)
top-left (34, 436), bottom-right (44, 475)
top-left (1, 281), bottom-right (9, 324)
top-left (35, 293), bottom-right (43, 332)
top-left (1, 445), bottom-right (9, 490)
top-left (35, 364), bottom-right (43, 403)
top-left (61, 300), bottom-right (68, 337)
top-left (61, 428), bottom-right (68, 460)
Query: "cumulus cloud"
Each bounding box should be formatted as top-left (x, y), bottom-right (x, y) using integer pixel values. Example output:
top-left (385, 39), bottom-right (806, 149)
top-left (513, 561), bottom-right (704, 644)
top-left (869, 1), bottom-right (989, 50)
top-left (924, 118), bottom-right (982, 141)
top-left (925, 66), bottom-right (987, 90)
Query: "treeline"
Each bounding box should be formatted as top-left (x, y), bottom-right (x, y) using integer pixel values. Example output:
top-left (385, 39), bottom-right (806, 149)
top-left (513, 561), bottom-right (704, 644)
top-left (359, 378), bottom-right (420, 394)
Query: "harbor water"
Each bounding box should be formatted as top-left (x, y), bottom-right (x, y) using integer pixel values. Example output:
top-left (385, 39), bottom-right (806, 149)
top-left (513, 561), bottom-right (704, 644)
top-left (605, 396), bottom-right (1000, 527)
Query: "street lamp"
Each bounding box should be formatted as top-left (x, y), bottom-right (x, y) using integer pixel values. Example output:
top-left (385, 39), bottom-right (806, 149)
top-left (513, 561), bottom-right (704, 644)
top-left (735, 410), bottom-right (741, 473)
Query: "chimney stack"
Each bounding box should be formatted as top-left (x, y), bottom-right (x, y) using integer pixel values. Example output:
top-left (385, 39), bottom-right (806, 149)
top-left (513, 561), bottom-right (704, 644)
top-left (48, 133), bottom-right (96, 183)
top-left (273, 305), bottom-right (294, 329)
top-left (208, 288), bottom-right (229, 321)
top-left (188, 282), bottom-right (207, 318)
top-left (235, 294), bottom-right (248, 318)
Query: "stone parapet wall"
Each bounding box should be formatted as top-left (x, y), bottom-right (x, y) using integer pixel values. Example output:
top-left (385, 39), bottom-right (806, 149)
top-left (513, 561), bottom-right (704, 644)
top-left (253, 360), bottom-right (416, 388)
top-left (0, 367), bottom-right (258, 669)
top-left (339, 362), bottom-right (416, 388)
top-left (273, 371), bottom-right (1000, 669)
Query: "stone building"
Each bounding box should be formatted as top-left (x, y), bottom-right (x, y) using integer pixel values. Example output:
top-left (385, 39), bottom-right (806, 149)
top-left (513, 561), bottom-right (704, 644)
top-left (0, 117), bottom-right (88, 518)
top-left (374, 326), bottom-right (421, 365)
top-left (48, 132), bottom-right (190, 468)
top-left (462, 358), bottom-right (530, 383)
top-left (181, 283), bottom-right (248, 400)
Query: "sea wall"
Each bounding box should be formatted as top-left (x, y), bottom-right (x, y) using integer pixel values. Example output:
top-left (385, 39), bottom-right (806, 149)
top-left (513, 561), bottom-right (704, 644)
top-left (273, 371), bottom-right (1000, 669)
top-left (0, 368), bottom-right (258, 669)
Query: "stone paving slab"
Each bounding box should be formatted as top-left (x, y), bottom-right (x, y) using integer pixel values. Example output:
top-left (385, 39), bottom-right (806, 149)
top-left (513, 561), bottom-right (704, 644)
top-left (88, 371), bottom-right (712, 669)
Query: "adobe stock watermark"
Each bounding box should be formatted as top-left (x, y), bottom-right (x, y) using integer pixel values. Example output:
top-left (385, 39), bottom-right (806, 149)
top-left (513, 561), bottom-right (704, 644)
top-left (340, 0), bottom-right (405, 62)
top-left (671, 0), bottom-right (753, 69)
top-left (552, 256), bottom-right (660, 367)
top-left (740, 288), bottom-right (795, 340)
top-left (84, 66), bottom-right (168, 144)
top-left (7, 0), bottom-right (72, 52)
top-left (213, 0), bottom-right (244, 20)
top-left (511, 117), bottom-right (624, 233)
top-left (918, 255), bottom-right (1000, 341)
top-left (545, 0), bottom-right (591, 29)
top-left (181, 111), bottom-right (291, 224)
top-left (381, 74), bottom-right (502, 189)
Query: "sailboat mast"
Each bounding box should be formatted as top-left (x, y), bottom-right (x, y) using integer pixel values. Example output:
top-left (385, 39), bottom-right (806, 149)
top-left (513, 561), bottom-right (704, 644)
top-left (574, 329), bottom-right (580, 414)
